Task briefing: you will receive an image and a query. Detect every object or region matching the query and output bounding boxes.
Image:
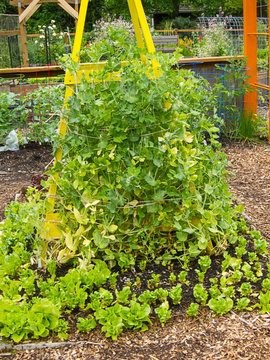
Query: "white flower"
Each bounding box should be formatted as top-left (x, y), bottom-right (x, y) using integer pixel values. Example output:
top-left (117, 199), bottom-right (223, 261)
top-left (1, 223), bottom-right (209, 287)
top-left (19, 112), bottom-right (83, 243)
top-left (59, 35), bottom-right (63, 39)
top-left (40, 43), bottom-right (44, 47)
top-left (40, 34), bottom-right (45, 39)
top-left (35, 40), bottom-right (38, 44)
top-left (51, 19), bottom-right (55, 24)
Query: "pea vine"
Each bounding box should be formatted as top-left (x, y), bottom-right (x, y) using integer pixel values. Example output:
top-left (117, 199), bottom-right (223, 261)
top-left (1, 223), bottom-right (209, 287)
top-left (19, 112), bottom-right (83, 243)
top-left (0, 50), bottom-right (269, 343)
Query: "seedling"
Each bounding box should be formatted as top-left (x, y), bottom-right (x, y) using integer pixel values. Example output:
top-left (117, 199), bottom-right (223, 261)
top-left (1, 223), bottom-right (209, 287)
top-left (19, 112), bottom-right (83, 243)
top-left (187, 302), bottom-right (199, 317)
top-left (147, 274), bottom-right (160, 289)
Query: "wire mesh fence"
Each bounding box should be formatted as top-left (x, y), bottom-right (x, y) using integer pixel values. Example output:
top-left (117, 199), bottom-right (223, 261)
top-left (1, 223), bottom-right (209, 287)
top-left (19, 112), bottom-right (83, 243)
top-left (0, 14), bottom-right (21, 68)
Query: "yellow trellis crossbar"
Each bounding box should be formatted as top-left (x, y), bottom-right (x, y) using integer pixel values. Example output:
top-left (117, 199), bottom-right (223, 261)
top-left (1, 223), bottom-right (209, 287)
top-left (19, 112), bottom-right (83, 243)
top-left (43, 0), bottom-right (159, 240)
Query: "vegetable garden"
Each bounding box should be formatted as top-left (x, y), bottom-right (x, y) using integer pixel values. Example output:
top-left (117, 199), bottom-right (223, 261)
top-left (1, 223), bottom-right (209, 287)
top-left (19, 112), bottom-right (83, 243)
top-left (1, 0), bottom-right (270, 358)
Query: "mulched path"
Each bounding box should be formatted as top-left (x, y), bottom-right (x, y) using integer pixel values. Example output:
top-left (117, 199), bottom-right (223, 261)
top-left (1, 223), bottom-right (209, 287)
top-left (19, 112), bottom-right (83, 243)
top-left (1, 140), bottom-right (270, 359)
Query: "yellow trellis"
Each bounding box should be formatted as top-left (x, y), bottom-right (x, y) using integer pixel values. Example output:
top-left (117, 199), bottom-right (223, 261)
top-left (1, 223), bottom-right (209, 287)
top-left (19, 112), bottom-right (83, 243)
top-left (43, 0), bottom-right (159, 240)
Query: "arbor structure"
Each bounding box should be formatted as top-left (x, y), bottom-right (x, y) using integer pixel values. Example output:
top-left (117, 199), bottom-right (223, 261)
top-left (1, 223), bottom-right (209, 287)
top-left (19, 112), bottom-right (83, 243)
top-left (9, 0), bottom-right (81, 66)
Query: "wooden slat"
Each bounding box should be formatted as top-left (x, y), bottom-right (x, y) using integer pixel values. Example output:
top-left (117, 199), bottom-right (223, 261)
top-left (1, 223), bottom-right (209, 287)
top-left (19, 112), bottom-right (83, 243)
top-left (57, 0), bottom-right (78, 19)
top-left (0, 65), bottom-right (65, 79)
top-left (19, 0), bottom-right (41, 23)
top-left (153, 36), bottom-right (178, 46)
top-left (0, 56), bottom-right (245, 80)
top-left (10, 0), bottom-right (80, 5)
top-left (0, 30), bottom-right (20, 36)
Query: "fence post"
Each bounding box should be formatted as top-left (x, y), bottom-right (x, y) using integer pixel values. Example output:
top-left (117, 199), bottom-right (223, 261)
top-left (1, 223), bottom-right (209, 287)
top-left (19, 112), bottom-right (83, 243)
top-left (269, 2), bottom-right (270, 142)
top-left (243, 0), bottom-right (257, 116)
top-left (18, 1), bottom-right (29, 67)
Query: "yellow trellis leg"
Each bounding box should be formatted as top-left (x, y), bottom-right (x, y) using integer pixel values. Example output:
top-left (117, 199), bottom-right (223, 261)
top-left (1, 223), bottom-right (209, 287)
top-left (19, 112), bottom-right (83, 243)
top-left (127, 0), bottom-right (160, 74)
top-left (43, 0), bottom-right (162, 244)
top-left (43, 0), bottom-right (89, 240)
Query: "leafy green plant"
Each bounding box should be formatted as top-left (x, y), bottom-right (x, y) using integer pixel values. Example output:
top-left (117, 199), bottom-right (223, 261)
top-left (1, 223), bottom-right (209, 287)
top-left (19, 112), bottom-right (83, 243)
top-left (46, 51), bottom-right (245, 269)
top-left (193, 284), bottom-right (208, 306)
top-left (209, 284), bottom-right (221, 299)
top-left (95, 303), bottom-right (124, 340)
top-left (138, 290), bottom-right (157, 304)
top-left (198, 255), bottom-right (211, 273)
top-left (178, 271), bottom-right (189, 285)
top-left (169, 272), bottom-right (176, 285)
top-left (120, 301), bottom-right (152, 331)
top-left (195, 269), bottom-right (205, 283)
top-left (153, 288), bottom-right (168, 302)
top-left (147, 274), bottom-right (160, 289)
top-left (154, 301), bottom-right (171, 327)
top-left (77, 316), bottom-right (97, 333)
top-left (169, 284), bottom-right (182, 305)
top-left (116, 286), bottom-right (131, 305)
top-left (248, 252), bottom-right (258, 264)
top-left (21, 84), bottom-right (64, 143)
top-left (56, 319), bottom-right (69, 340)
top-left (0, 92), bottom-right (24, 144)
top-left (187, 302), bottom-right (199, 317)
top-left (208, 296), bottom-right (234, 315)
top-left (254, 238), bottom-right (268, 256)
top-left (236, 297), bottom-right (250, 311)
top-left (0, 298), bottom-right (60, 342)
top-left (262, 279), bottom-right (270, 292)
top-left (259, 291), bottom-right (270, 313)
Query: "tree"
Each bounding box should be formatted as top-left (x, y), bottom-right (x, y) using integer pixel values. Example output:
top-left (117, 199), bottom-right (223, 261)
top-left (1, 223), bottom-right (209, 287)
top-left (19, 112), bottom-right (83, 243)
top-left (104, 0), bottom-right (183, 18)
top-left (0, 0), bottom-right (17, 14)
top-left (183, 0), bottom-right (243, 16)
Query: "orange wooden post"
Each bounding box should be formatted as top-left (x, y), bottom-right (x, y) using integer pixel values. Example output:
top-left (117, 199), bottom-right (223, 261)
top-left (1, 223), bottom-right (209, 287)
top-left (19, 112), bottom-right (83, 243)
top-left (18, 1), bottom-right (29, 67)
top-left (243, 0), bottom-right (257, 116)
top-left (269, 2), bottom-right (270, 142)
top-left (75, 0), bottom-right (79, 27)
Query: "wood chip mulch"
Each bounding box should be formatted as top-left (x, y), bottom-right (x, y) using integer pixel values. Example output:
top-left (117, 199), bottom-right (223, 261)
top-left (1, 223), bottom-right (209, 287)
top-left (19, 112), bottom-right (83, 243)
top-left (1, 140), bottom-right (270, 359)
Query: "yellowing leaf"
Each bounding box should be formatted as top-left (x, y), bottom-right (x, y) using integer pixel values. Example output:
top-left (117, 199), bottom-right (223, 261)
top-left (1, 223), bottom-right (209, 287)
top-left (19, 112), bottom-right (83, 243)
top-left (74, 207), bottom-right (88, 225)
top-left (83, 239), bottom-right (91, 246)
top-left (184, 132), bottom-right (193, 143)
top-left (57, 249), bottom-right (75, 263)
top-left (109, 224), bottom-right (118, 233)
top-left (171, 147), bottom-right (178, 155)
top-left (75, 225), bottom-right (85, 237)
top-left (105, 235), bottom-right (116, 240)
top-left (65, 232), bottom-right (78, 252)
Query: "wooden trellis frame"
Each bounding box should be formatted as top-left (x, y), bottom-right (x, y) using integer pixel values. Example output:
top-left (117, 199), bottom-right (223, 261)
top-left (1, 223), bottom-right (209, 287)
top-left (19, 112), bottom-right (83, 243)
top-left (243, 0), bottom-right (270, 141)
top-left (10, 0), bottom-right (81, 66)
top-left (43, 0), bottom-right (158, 240)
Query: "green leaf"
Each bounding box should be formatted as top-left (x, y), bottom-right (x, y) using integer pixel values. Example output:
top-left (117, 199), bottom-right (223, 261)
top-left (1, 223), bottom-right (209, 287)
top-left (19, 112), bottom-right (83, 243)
top-left (94, 232), bottom-right (110, 249)
top-left (144, 174), bottom-right (157, 187)
top-left (153, 190), bottom-right (166, 201)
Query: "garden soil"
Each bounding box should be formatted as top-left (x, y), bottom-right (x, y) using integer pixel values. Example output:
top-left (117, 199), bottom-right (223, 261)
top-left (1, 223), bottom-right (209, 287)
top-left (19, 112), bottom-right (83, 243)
top-left (1, 141), bottom-right (270, 359)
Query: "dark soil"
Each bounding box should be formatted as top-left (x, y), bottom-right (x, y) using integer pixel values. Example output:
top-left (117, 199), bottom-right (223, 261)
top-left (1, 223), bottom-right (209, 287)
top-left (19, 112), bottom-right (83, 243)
top-left (0, 143), bottom-right (53, 221)
top-left (1, 140), bottom-right (270, 359)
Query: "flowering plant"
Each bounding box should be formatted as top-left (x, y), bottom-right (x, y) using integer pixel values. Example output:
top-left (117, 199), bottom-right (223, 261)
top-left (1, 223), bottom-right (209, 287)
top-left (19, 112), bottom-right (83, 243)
top-left (177, 37), bottom-right (194, 57)
top-left (30, 20), bottom-right (67, 65)
top-left (80, 17), bottom-right (136, 62)
top-left (195, 17), bottom-right (234, 57)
